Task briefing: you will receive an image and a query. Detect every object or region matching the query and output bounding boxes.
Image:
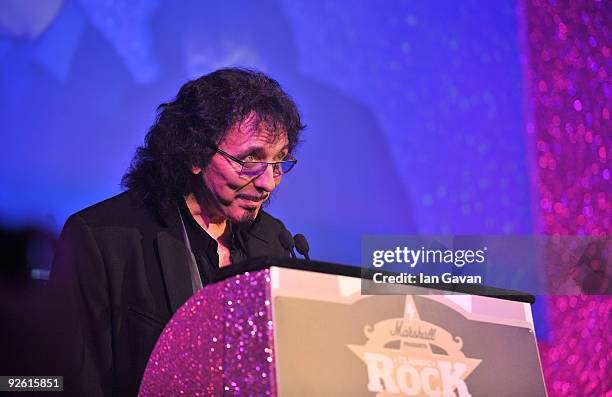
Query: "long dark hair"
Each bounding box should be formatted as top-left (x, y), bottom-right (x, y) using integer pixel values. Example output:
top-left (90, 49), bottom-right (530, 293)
top-left (121, 68), bottom-right (305, 210)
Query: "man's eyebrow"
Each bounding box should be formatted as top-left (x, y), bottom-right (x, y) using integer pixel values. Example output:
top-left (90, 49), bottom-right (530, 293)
top-left (237, 144), bottom-right (289, 159)
top-left (273, 145), bottom-right (290, 160)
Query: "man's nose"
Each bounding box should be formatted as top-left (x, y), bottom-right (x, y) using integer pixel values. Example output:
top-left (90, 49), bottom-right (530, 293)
top-left (252, 164), bottom-right (278, 192)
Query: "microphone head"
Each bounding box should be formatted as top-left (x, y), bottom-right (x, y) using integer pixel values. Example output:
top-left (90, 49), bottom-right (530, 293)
top-left (278, 229), bottom-right (295, 251)
top-left (293, 233), bottom-right (310, 256)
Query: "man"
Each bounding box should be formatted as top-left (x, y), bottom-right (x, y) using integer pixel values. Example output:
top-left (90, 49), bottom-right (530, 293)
top-left (50, 68), bottom-right (304, 396)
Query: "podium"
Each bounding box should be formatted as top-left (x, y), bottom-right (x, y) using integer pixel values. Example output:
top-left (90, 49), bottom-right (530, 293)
top-left (138, 258), bottom-right (547, 396)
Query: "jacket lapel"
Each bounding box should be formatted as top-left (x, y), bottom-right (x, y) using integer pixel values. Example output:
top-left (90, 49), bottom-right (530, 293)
top-left (155, 205), bottom-right (195, 314)
top-left (241, 213), bottom-right (287, 258)
top-left (155, 231), bottom-right (194, 314)
top-left (242, 212), bottom-right (269, 243)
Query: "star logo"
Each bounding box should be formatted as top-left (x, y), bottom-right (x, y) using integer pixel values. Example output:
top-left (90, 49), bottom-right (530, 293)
top-left (348, 296), bottom-right (481, 397)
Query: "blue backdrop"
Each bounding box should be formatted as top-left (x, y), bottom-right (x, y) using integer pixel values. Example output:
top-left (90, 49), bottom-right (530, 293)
top-left (0, 0), bottom-right (533, 268)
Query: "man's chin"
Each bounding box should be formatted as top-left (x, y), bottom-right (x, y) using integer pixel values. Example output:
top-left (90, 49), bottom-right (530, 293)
top-left (229, 206), bottom-right (260, 225)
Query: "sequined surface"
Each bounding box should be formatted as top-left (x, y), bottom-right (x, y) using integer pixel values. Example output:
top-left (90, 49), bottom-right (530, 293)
top-left (521, 0), bottom-right (611, 395)
top-left (138, 269), bottom-right (276, 396)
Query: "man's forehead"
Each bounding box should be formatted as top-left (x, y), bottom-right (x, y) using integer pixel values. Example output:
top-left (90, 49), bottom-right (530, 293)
top-left (222, 113), bottom-right (288, 148)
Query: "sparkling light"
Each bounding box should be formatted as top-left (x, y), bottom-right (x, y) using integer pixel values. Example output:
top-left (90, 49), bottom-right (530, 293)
top-left (138, 269), bottom-right (276, 396)
top-left (521, 0), bottom-right (612, 395)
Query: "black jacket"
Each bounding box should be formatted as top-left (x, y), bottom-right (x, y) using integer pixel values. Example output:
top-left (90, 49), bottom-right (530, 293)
top-left (49, 190), bottom-right (290, 396)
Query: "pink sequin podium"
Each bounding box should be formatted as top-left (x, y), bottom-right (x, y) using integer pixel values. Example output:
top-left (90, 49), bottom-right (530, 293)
top-left (139, 259), bottom-right (282, 396)
top-left (138, 258), bottom-right (546, 396)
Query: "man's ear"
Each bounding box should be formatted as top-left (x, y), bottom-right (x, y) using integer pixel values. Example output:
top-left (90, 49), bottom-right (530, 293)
top-left (191, 166), bottom-right (202, 175)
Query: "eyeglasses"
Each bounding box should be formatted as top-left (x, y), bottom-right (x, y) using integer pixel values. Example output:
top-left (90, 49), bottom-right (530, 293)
top-left (210, 146), bottom-right (297, 177)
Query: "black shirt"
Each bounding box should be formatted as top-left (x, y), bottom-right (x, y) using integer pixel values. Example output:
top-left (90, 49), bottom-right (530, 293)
top-left (178, 202), bottom-right (247, 285)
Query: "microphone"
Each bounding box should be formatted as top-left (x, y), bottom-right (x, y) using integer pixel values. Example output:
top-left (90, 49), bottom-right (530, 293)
top-left (278, 230), bottom-right (296, 258)
top-left (293, 233), bottom-right (310, 260)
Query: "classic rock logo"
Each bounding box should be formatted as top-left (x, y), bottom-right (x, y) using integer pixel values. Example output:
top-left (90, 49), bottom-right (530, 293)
top-left (348, 297), bottom-right (481, 397)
